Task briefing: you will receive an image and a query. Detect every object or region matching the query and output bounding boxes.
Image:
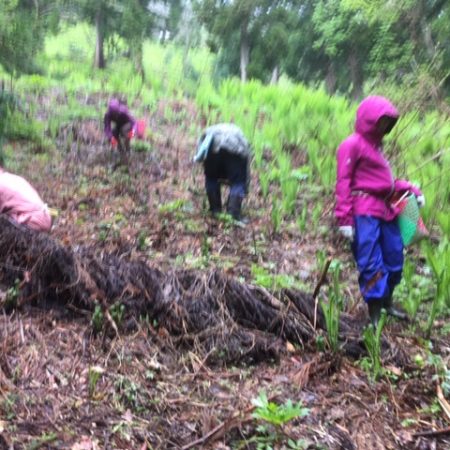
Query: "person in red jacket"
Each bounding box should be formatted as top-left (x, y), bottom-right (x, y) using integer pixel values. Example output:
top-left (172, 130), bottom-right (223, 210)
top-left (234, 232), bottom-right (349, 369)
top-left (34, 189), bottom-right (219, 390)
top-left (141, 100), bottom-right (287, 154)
top-left (0, 167), bottom-right (52, 232)
top-left (335, 96), bottom-right (424, 326)
top-left (104, 98), bottom-right (136, 165)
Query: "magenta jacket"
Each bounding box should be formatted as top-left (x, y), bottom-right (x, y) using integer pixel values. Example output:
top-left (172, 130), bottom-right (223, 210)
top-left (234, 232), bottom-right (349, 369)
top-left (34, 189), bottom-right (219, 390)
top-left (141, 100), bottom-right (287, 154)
top-left (0, 169), bottom-right (52, 232)
top-left (335, 96), bottom-right (421, 227)
top-left (104, 99), bottom-right (136, 140)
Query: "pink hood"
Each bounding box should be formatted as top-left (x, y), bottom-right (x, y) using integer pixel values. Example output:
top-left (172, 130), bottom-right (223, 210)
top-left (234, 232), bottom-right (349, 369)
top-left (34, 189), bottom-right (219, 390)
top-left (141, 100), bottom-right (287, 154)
top-left (335, 96), bottom-right (421, 226)
top-left (0, 169), bottom-right (52, 232)
top-left (355, 96), bottom-right (399, 143)
top-left (104, 98), bottom-right (136, 140)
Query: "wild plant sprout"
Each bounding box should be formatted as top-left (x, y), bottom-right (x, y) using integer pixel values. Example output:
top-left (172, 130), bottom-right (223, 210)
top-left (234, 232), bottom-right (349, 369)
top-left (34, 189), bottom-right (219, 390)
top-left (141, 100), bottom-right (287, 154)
top-left (271, 198), bottom-right (282, 234)
top-left (88, 366), bottom-right (104, 399)
top-left (311, 202), bottom-right (323, 230)
top-left (250, 391), bottom-right (310, 449)
top-left (281, 176), bottom-right (299, 216)
top-left (259, 171), bottom-right (270, 200)
top-left (91, 304), bottom-right (104, 333)
top-left (109, 303), bottom-right (125, 327)
top-left (424, 239), bottom-right (450, 337)
top-left (297, 207), bottom-right (307, 233)
top-left (252, 144), bottom-right (264, 169)
top-left (398, 259), bottom-right (424, 319)
top-left (362, 310), bottom-right (387, 381)
top-left (252, 391), bottom-right (309, 426)
top-left (4, 278), bottom-right (20, 310)
top-left (320, 261), bottom-right (344, 352)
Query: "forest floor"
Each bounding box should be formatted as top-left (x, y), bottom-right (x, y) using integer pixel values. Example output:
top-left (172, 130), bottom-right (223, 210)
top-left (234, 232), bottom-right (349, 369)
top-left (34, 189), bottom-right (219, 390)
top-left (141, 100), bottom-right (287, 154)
top-left (0, 92), bottom-right (449, 450)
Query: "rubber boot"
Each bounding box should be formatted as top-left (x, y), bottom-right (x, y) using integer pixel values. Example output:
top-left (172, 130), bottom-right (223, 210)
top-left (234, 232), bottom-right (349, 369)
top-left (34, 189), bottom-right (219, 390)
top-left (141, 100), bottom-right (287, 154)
top-left (207, 189), bottom-right (222, 215)
top-left (368, 300), bottom-right (383, 327)
top-left (227, 195), bottom-right (244, 221)
top-left (383, 296), bottom-right (408, 321)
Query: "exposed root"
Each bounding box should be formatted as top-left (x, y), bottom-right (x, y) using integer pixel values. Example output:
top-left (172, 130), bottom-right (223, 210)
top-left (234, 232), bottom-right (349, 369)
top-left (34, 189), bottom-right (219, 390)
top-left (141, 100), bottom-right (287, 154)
top-left (0, 215), bottom-right (379, 364)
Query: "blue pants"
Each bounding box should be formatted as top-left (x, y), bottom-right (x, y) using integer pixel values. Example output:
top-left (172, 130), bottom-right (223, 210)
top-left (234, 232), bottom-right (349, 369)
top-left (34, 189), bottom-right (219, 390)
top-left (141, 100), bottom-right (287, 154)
top-left (205, 177), bottom-right (246, 199)
top-left (352, 216), bottom-right (403, 302)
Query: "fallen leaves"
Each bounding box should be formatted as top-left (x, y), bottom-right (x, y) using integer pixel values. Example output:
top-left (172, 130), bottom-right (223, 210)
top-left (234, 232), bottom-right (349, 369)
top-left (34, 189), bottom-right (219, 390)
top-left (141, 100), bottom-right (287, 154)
top-left (71, 436), bottom-right (99, 450)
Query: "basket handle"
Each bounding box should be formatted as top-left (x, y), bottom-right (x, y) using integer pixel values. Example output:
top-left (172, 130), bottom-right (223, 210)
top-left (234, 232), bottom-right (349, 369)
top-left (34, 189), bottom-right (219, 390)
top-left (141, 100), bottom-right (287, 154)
top-left (392, 190), bottom-right (410, 207)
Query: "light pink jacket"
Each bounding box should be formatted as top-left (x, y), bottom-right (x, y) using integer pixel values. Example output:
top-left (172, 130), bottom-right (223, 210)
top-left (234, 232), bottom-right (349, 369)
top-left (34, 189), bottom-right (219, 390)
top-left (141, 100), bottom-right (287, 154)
top-left (0, 169), bottom-right (52, 232)
top-left (335, 96), bottom-right (421, 226)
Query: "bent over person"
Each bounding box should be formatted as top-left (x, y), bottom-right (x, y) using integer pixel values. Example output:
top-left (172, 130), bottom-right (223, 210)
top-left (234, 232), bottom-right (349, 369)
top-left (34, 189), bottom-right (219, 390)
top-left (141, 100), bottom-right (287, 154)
top-left (0, 167), bottom-right (52, 232)
top-left (335, 96), bottom-right (424, 326)
top-left (104, 98), bottom-right (136, 165)
top-left (193, 123), bottom-right (251, 221)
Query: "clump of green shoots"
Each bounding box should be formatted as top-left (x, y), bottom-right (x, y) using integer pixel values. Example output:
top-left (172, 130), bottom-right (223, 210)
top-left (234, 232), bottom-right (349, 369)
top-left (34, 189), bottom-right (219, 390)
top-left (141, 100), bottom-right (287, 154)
top-left (271, 198), bottom-right (282, 234)
top-left (158, 199), bottom-right (186, 214)
top-left (132, 140), bottom-right (152, 153)
top-left (137, 230), bottom-right (148, 251)
top-left (296, 206), bottom-right (307, 233)
top-left (424, 239), bottom-right (450, 337)
top-left (110, 302), bottom-right (125, 327)
top-left (398, 259), bottom-right (422, 318)
top-left (361, 310), bottom-right (387, 381)
top-left (249, 391), bottom-right (310, 450)
top-left (251, 264), bottom-right (302, 291)
top-left (201, 233), bottom-right (211, 262)
top-left (91, 304), bottom-right (104, 333)
top-left (320, 261), bottom-right (344, 352)
top-left (259, 171), bottom-right (270, 200)
top-left (88, 366), bottom-right (104, 399)
top-left (3, 278), bottom-right (21, 310)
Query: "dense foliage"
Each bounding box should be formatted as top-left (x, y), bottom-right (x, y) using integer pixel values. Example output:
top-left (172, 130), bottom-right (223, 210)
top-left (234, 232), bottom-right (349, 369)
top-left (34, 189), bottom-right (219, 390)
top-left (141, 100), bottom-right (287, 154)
top-left (194, 0), bottom-right (450, 97)
top-left (2, 1), bottom-right (449, 97)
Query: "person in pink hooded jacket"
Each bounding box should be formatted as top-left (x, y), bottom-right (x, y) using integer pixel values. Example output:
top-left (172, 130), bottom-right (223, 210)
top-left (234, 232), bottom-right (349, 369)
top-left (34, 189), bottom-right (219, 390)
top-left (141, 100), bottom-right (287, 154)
top-left (0, 167), bottom-right (52, 232)
top-left (104, 98), bottom-right (136, 165)
top-left (335, 96), bottom-right (424, 325)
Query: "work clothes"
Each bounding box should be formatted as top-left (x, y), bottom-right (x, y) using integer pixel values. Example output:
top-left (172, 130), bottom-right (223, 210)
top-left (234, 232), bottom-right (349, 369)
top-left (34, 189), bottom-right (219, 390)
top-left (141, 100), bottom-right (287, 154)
top-left (198, 124), bottom-right (251, 159)
top-left (104, 99), bottom-right (136, 141)
top-left (195, 124), bottom-right (251, 220)
top-left (335, 96), bottom-right (421, 320)
top-left (335, 96), bottom-right (421, 227)
top-left (352, 215), bottom-right (403, 302)
top-left (0, 169), bottom-right (51, 232)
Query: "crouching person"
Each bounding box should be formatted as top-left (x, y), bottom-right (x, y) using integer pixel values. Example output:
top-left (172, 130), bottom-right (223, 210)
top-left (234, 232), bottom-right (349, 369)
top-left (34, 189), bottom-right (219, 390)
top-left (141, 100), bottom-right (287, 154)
top-left (104, 98), bottom-right (136, 165)
top-left (193, 123), bottom-right (251, 222)
top-left (0, 166), bottom-right (52, 232)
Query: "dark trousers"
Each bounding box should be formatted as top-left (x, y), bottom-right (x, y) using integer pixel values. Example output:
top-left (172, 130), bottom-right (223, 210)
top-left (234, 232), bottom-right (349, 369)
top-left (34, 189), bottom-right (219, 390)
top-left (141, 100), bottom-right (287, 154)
top-left (204, 149), bottom-right (249, 198)
top-left (112, 122), bottom-right (133, 157)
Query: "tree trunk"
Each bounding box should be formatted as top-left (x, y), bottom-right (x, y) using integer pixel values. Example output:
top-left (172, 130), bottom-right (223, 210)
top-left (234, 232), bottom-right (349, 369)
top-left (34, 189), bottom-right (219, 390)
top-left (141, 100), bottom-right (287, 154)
top-left (160, 18), bottom-right (169, 44)
top-left (134, 40), bottom-right (145, 83)
top-left (325, 62), bottom-right (337, 94)
top-left (348, 52), bottom-right (363, 100)
top-left (270, 66), bottom-right (280, 84)
top-left (94, 9), bottom-right (105, 69)
top-left (421, 21), bottom-right (436, 59)
top-left (182, 25), bottom-right (191, 77)
top-left (240, 20), bottom-right (250, 83)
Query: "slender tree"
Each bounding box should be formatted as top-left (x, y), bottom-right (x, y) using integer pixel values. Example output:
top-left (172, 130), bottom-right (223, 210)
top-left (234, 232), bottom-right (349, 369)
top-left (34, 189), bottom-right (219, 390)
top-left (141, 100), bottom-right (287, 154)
top-left (118, 0), bottom-right (154, 79)
top-left (0, 0), bottom-right (60, 76)
top-left (195, 0), bottom-right (299, 83)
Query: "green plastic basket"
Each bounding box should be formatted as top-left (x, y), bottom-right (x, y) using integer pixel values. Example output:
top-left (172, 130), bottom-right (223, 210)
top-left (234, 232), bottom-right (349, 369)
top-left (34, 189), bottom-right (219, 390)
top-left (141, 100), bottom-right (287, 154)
top-left (396, 194), bottom-right (428, 246)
